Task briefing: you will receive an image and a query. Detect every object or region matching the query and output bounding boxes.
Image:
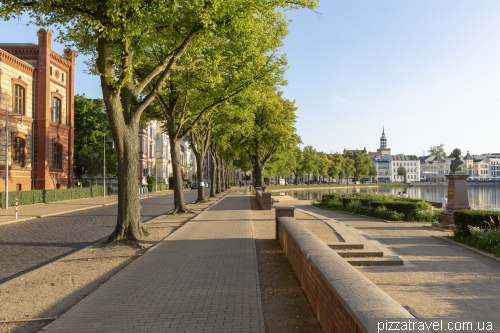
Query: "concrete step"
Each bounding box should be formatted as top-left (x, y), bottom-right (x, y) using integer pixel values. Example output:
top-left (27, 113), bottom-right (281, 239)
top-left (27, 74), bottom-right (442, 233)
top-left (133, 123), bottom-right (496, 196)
top-left (335, 249), bottom-right (384, 258)
top-left (297, 207), bottom-right (406, 267)
top-left (328, 243), bottom-right (364, 250)
top-left (346, 256), bottom-right (404, 266)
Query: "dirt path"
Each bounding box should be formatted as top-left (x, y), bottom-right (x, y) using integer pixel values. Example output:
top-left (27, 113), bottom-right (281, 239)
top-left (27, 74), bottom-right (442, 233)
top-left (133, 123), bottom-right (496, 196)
top-left (251, 197), bottom-right (323, 333)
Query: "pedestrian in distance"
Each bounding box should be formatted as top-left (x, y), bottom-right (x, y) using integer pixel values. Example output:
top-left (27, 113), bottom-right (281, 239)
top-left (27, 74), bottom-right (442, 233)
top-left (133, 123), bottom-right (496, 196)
top-left (440, 195), bottom-right (448, 208)
top-left (401, 191), bottom-right (408, 198)
top-left (397, 191), bottom-right (402, 197)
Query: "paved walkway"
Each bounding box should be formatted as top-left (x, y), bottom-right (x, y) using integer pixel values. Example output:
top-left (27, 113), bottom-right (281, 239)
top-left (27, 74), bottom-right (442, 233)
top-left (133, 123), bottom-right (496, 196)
top-left (41, 191), bottom-right (264, 333)
top-left (277, 198), bottom-right (500, 327)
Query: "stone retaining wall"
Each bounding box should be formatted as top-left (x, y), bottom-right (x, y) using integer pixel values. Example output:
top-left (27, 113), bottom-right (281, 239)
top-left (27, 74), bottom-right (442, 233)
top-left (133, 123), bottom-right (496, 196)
top-left (256, 190), bottom-right (272, 210)
top-left (277, 215), bottom-right (414, 333)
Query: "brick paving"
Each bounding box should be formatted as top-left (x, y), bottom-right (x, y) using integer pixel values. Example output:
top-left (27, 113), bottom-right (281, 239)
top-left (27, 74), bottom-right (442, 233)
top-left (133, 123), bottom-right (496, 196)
top-left (0, 190), bottom-right (202, 284)
top-left (41, 191), bottom-right (264, 333)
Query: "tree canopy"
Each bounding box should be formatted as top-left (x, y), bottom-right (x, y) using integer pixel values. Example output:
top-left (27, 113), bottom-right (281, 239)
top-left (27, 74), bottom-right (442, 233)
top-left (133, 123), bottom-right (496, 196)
top-left (0, 0), bottom-right (318, 242)
top-left (428, 144), bottom-right (447, 158)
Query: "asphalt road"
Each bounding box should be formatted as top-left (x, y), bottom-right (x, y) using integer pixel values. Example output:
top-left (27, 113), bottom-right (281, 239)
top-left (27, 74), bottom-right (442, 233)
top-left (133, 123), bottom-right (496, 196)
top-left (0, 190), bottom-right (204, 284)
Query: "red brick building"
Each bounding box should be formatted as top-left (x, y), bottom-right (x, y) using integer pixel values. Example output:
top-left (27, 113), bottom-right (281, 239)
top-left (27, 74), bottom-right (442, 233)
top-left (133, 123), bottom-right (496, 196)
top-left (0, 29), bottom-right (75, 190)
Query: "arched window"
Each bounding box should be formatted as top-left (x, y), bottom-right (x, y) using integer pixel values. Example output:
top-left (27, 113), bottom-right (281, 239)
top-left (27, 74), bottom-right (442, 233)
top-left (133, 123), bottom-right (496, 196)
top-left (52, 97), bottom-right (62, 123)
top-left (13, 137), bottom-right (25, 167)
top-left (53, 143), bottom-right (62, 169)
top-left (14, 85), bottom-right (25, 115)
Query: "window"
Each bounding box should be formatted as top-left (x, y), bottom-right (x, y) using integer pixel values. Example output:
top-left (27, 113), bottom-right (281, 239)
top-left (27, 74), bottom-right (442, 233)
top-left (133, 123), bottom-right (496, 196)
top-left (13, 137), bottom-right (25, 167)
top-left (61, 73), bottom-right (65, 82)
top-left (52, 97), bottom-right (62, 123)
top-left (53, 143), bottom-right (62, 169)
top-left (50, 66), bottom-right (53, 75)
top-left (16, 184), bottom-right (22, 191)
top-left (14, 85), bottom-right (25, 115)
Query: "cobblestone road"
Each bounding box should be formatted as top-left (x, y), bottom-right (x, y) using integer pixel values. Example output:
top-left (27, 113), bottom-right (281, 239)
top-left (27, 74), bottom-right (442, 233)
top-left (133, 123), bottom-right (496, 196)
top-left (0, 190), bottom-right (202, 284)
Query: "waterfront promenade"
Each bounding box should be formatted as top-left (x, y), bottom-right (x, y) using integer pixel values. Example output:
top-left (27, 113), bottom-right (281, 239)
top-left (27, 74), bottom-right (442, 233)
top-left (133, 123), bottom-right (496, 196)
top-left (1, 189), bottom-right (500, 332)
top-left (39, 191), bottom-right (264, 333)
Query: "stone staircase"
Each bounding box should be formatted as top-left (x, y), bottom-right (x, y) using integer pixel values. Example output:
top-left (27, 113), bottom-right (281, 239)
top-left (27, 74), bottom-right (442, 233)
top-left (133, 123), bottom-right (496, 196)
top-left (297, 209), bottom-right (404, 266)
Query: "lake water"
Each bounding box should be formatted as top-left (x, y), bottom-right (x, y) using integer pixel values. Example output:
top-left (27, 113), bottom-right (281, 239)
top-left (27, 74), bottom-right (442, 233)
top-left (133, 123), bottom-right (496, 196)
top-left (276, 185), bottom-right (500, 211)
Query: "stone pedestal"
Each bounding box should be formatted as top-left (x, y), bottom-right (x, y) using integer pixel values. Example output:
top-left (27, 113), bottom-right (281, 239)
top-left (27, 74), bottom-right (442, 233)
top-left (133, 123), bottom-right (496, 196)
top-left (435, 173), bottom-right (470, 229)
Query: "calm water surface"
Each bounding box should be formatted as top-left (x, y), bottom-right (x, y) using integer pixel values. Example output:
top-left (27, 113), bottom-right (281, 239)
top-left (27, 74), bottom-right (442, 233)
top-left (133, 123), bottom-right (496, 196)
top-left (277, 185), bottom-right (500, 211)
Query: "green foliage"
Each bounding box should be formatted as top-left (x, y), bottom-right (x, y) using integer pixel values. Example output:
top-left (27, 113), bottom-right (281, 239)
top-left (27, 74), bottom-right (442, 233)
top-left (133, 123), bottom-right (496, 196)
top-left (453, 210), bottom-right (500, 237)
top-left (301, 145), bottom-right (318, 183)
top-left (73, 95), bottom-right (116, 182)
top-left (428, 144), bottom-right (447, 158)
top-left (453, 215), bottom-right (500, 257)
top-left (343, 150), bottom-right (373, 181)
top-left (319, 192), bottom-right (438, 222)
top-left (0, 186), bottom-right (104, 208)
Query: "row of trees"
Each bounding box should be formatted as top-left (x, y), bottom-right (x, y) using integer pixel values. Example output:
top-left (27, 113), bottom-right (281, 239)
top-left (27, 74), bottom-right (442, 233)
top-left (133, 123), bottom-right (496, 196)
top-left (0, 0), bottom-right (318, 242)
top-left (265, 146), bottom-right (376, 185)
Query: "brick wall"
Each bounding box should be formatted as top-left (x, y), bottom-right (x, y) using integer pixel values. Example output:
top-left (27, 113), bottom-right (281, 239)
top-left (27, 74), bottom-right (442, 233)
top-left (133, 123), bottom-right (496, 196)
top-left (277, 217), bottom-right (414, 333)
top-left (256, 190), bottom-right (272, 210)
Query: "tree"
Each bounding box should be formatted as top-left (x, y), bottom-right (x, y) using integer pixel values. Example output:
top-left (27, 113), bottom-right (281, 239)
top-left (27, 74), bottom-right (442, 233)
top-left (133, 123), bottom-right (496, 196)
top-left (397, 165), bottom-right (407, 183)
top-left (316, 152), bottom-right (330, 184)
top-left (343, 150), bottom-right (373, 182)
top-left (301, 145), bottom-right (318, 184)
top-left (291, 146), bottom-right (304, 184)
top-left (0, 0), bottom-right (317, 242)
top-left (327, 153), bottom-right (341, 184)
top-left (143, 9), bottom-right (288, 211)
top-left (329, 152), bottom-right (345, 183)
top-left (73, 95), bottom-right (116, 186)
top-left (342, 157), bottom-right (355, 184)
top-left (369, 164), bottom-right (377, 183)
top-left (428, 144), bottom-right (447, 158)
top-left (241, 88), bottom-right (299, 188)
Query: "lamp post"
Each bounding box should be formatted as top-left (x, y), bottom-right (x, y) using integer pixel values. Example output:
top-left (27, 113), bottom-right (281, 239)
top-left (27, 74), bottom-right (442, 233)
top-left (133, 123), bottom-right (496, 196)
top-left (103, 134), bottom-right (114, 196)
top-left (5, 103), bottom-right (9, 209)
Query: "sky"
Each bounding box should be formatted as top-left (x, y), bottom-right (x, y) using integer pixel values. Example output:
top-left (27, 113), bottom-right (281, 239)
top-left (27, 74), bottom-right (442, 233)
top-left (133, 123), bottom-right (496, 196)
top-left (1, 1), bottom-right (500, 157)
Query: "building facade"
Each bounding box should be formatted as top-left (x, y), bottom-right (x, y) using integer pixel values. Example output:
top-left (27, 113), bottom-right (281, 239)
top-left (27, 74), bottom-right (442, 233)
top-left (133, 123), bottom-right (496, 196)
top-left (368, 128), bottom-right (420, 183)
top-left (0, 30), bottom-right (75, 190)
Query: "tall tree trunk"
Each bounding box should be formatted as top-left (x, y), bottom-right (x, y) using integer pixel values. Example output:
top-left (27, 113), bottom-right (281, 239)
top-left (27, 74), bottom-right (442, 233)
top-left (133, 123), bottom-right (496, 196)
top-left (168, 136), bottom-right (188, 213)
top-left (215, 155), bottom-right (221, 194)
top-left (193, 148), bottom-right (206, 203)
top-left (220, 159), bottom-right (226, 191)
top-left (225, 164), bottom-right (230, 189)
top-left (209, 151), bottom-right (216, 197)
top-left (97, 38), bottom-right (147, 243)
top-left (253, 153), bottom-right (264, 188)
top-left (107, 123), bottom-right (147, 242)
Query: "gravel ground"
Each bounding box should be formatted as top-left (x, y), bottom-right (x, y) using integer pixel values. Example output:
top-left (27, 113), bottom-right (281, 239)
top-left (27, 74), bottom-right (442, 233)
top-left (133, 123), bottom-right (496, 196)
top-left (251, 198), bottom-right (323, 333)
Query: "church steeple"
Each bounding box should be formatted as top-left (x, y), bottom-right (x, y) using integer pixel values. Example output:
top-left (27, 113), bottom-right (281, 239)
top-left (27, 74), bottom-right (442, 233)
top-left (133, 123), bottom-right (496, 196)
top-left (380, 127), bottom-right (387, 149)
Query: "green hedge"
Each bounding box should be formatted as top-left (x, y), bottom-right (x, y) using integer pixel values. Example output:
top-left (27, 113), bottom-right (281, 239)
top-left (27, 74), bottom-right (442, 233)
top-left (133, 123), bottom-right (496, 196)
top-left (321, 192), bottom-right (434, 221)
top-left (0, 186), bottom-right (104, 208)
top-left (454, 210), bottom-right (500, 237)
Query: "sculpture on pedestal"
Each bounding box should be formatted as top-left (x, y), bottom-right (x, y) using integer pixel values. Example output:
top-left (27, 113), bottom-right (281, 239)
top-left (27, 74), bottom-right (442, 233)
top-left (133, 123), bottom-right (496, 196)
top-left (435, 148), bottom-right (470, 229)
top-left (450, 148), bottom-right (466, 174)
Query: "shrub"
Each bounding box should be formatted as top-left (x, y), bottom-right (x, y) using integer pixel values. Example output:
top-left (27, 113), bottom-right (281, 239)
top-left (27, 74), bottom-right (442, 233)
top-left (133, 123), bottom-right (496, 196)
top-left (454, 210), bottom-right (500, 237)
top-left (319, 192), bottom-right (436, 222)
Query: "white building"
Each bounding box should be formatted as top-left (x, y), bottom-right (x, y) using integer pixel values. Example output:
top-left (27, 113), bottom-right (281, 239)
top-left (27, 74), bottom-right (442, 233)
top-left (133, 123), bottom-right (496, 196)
top-left (154, 122), bottom-right (171, 184)
top-left (369, 128), bottom-right (420, 183)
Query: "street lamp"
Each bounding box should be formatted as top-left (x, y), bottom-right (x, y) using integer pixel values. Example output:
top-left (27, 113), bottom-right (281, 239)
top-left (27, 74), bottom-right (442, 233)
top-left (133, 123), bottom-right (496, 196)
top-left (103, 133), bottom-right (114, 196)
top-left (4, 102), bottom-right (9, 209)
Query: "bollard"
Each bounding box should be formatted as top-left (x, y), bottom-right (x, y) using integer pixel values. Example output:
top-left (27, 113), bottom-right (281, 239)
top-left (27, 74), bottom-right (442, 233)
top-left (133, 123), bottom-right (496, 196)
top-left (15, 198), bottom-right (18, 219)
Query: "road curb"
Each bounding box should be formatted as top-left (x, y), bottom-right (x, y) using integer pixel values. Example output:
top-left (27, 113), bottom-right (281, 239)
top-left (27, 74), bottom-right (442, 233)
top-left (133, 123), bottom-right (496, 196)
top-left (432, 235), bottom-right (500, 263)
